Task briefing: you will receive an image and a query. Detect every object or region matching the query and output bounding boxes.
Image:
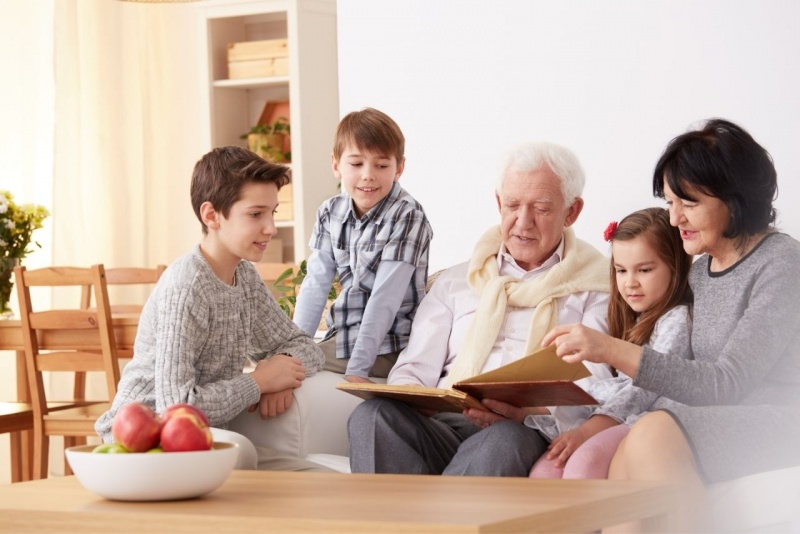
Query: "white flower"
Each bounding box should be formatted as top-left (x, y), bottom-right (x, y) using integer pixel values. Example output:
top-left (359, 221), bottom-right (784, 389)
top-left (0, 190), bottom-right (50, 261)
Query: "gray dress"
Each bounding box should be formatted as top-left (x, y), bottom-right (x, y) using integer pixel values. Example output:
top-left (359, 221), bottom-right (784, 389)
top-left (635, 232), bottom-right (800, 483)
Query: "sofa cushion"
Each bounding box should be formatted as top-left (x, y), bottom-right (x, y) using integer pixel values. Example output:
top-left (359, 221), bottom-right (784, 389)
top-left (227, 370), bottom-right (366, 458)
top-left (306, 453), bottom-right (351, 473)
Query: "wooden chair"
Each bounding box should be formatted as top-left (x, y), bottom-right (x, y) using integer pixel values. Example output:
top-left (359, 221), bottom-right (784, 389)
top-left (14, 264), bottom-right (122, 479)
top-left (1, 401), bottom-right (75, 482)
top-left (75, 264), bottom-right (166, 400)
top-left (0, 402), bottom-right (34, 482)
top-left (80, 264), bottom-right (166, 314)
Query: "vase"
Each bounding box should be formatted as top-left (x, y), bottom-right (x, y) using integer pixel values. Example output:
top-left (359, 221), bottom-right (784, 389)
top-left (0, 257), bottom-right (19, 319)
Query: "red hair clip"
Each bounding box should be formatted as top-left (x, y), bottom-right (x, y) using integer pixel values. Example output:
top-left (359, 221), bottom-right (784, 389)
top-left (603, 221), bottom-right (618, 242)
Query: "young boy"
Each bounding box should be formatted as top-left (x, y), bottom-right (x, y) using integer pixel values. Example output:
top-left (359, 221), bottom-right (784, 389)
top-left (95, 146), bottom-right (325, 467)
top-left (292, 108), bottom-right (433, 382)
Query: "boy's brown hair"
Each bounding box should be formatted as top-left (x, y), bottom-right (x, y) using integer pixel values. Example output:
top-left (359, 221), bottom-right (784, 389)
top-left (190, 146), bottom-right (290, 234)
top-left (332, 107), bottom-right (405, 163)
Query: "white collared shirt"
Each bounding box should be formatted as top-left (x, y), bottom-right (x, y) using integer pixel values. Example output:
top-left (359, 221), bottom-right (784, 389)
top-left (389, 239), bottom-right (612, 388)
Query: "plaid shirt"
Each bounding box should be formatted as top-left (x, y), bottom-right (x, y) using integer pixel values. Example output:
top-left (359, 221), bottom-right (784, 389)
top-left (310, 183), bottom-right (433, 360)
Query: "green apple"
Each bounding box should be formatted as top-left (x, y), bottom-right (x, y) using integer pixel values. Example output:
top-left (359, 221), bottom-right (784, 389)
top-left (92, 443), bottom-right (129, 454)
top-left (146, 446), bottom-right (164, 453)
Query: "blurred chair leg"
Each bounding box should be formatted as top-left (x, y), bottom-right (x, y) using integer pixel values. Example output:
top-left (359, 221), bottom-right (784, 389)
top-left (32, 432), bottom-right (49, 480)
top-left (9, 431), bottom-right (22, 483)
top-left (21, 429), bottom-right (32, 481)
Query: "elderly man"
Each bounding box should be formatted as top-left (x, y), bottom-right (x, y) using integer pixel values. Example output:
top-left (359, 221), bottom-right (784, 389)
top-left (347, 141), bottom-right (613, 476)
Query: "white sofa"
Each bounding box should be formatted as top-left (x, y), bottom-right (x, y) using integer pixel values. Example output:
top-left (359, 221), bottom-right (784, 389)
top-left (228, 370), bottom-right (800, 533)
top-left (228, 370), bottom-right (362, 472)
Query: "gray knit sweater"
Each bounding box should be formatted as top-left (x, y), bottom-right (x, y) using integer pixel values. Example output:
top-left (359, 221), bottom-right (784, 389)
top-left (95, 246), bottom-right (325, 441)
top-left (636, 232), bottom-right (800, 405)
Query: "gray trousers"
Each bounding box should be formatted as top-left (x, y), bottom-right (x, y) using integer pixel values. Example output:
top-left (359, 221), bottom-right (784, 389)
top-left (348, 398), bottom-right (547, 476)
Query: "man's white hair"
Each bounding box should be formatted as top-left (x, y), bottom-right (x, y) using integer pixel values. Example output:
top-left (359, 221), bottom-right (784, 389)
top-left (496, 141), bottom-right (585, 204)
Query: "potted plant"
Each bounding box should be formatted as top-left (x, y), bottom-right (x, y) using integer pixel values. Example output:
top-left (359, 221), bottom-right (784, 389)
top-left (240, 117), bottom-right (291, 163)
top-left (0, 190), bottom-right (50, 317)
top-left (272, 260), bottom-right (338, 319)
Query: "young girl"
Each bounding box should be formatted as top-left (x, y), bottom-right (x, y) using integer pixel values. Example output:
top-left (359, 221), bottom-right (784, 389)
top-left (528, 206), bottom-right (692, 479)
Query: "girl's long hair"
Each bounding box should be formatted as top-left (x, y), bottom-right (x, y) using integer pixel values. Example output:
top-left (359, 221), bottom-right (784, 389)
top-left (607, 207), bottom-right (692, 345)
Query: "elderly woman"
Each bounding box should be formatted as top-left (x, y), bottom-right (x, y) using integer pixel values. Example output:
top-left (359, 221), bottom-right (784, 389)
top-left (543, 118), bottom-right (800, 531)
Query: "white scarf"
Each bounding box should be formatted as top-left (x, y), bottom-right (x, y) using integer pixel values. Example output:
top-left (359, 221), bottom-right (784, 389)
top-left (443, 226), bottom-right (609, 387)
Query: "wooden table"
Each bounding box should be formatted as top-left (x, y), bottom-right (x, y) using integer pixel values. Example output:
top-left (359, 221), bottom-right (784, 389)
top-left (0, 315), bottom-right (139, 480)
top-left (0, 470), bottom-right (677, 533)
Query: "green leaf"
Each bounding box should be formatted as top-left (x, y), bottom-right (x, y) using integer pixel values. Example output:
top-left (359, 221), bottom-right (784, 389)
top-left (270, 260), bottom-right (337, 318)
top-left (274, 267), bottom-right (295, 285)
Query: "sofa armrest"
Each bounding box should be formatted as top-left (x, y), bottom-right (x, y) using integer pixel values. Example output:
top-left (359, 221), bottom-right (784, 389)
top-left (227, 370), bottom-right (364, 458)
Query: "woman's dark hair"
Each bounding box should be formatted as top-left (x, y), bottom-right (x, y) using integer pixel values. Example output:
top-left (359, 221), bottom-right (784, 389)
top-left (607, 207), bottom-right (692, 346)
top-left (652, 118), bottom-right (778, 240)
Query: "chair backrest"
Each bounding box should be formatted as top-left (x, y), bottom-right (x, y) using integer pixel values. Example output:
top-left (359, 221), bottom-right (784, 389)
top-left (15, 264), bottom-right (121, 415)
top-left (80, 264), bottom-right (166, 313)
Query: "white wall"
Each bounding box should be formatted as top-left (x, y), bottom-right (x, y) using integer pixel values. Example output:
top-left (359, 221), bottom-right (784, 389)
top-left (337, 0), bottom-right (800, 271)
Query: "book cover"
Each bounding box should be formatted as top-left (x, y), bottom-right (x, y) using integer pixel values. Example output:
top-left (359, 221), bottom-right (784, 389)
top-left (336, 345), bottom-right (598, 413)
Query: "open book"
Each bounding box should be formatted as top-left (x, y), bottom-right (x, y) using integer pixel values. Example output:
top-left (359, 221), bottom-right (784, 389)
top-left (336, 345), bottom-right (598, 413)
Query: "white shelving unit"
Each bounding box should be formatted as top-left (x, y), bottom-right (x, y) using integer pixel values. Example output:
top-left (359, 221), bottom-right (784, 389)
top-left (198, 0), bottom-right (340, 263)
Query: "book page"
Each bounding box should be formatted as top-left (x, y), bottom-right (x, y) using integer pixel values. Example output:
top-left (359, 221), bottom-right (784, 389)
top-left (457, 344), bottom-right (591, 384)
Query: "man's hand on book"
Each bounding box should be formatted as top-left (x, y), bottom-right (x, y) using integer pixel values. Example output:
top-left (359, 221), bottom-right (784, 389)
top-left (465, 399), bottom-right (549, 428)
top-left (464, 399), bottom-right (527, 427)
top-left (464, 406), bottom-right (507, 428)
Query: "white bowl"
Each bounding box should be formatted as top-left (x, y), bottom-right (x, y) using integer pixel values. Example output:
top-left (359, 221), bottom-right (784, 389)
top-left (65, 442), bottom-right (239, 501)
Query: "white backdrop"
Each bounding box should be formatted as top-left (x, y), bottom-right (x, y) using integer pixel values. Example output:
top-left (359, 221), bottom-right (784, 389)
top-left (337, 0), bottom-right (800, 271)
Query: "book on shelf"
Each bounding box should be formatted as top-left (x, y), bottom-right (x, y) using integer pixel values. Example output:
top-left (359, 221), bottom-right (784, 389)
top-left (336, 344), bottom-right (598, 413)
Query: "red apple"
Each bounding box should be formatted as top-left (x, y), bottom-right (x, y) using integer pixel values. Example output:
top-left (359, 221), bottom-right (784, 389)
top-left (159, 411), bottom-right (213, 452)
top-left (111, 402), bottom-right (162, 453)
top-left (160, 403), bottom-right (210, 427)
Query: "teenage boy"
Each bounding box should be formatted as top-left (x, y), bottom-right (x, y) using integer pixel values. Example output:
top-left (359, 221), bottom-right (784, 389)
top-left (96, 146), bottom-right (325, 469)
